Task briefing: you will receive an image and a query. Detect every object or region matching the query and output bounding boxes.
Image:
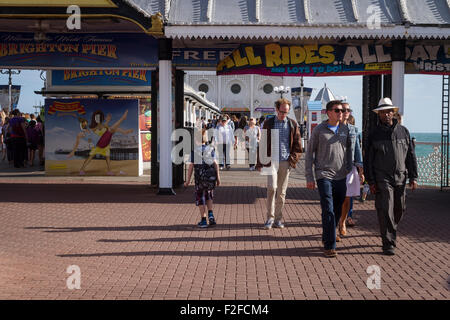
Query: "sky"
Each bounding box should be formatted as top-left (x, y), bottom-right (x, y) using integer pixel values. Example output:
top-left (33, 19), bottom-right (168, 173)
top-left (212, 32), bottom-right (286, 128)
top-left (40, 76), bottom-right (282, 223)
top-left (0, 70), bottom-right (444, 133)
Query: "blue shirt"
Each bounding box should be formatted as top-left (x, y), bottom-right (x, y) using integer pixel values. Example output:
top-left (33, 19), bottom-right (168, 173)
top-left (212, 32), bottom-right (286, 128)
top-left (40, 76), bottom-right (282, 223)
top-left (327, 124), bottom-right (339, 134)
top-left (274, 117), bottom-right (290, 161)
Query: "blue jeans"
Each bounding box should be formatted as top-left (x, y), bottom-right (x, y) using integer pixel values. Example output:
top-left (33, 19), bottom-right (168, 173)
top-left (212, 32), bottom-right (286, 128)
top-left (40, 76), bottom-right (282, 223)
top-left (348, 197), bottom-right (354, 218)
top-left (317, 178), bottom-right (347, 250)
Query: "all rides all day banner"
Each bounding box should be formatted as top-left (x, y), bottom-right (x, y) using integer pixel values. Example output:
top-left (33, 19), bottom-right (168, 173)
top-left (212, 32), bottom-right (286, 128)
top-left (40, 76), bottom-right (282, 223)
top-left (217, 43), bottom-right (450, 76)
top-left (45, 99), bottom-right (139, 176)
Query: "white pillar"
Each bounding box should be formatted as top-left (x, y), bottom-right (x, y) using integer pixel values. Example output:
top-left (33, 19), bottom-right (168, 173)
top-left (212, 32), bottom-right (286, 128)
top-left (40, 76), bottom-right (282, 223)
top-left (392, 60), bottom-right (405, 119)
top-left (183, 99), bottom-right (187, 127)
top-left (193, 103), bottom-right (197, 125)
top-left (218, 76), bottom-right (222, 113)
top-left (188, 100), bottom-right (192, 126)
top-left (191, 100), bottom-right (196, 126)
top-left (250, 74), bottom-right (254, 118)
top-left (158, 59), bottom-right (173, 192)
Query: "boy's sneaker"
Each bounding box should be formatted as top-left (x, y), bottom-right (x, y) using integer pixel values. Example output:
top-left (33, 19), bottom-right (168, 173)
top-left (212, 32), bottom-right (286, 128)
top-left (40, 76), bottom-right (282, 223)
top-left (197, 219), bottom-right (208, 228)
top-left (264, 218), bottom-right (274, 229)
top-left (208, 213), bottom-right (216, 226)
top-left (273, 220), bottom-right (285, 229)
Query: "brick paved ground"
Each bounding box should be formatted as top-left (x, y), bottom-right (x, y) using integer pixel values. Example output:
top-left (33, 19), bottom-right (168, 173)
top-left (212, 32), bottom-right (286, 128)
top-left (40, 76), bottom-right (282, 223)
top-left (0, 160), bottom-right (449, 300)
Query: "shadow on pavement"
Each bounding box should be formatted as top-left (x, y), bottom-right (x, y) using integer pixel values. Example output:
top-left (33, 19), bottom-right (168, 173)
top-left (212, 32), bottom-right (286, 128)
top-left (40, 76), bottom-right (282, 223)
top-left (25, 221), bottom-right (323, 233)
top-left (57, 247), bottom-right (327, 258)
top-left (96, 234), bottom-right (322, 243)
top-left (343, 189), bottom-right (450, 244)
top-left (1, 183), bottom-right (320, 204)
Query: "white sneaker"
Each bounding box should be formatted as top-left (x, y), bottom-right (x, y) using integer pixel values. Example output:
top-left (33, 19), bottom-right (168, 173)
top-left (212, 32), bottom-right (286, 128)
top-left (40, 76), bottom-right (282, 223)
top-left (264, 218), bottom-right (274, 229)
top-left (273, 220), bottom-right (285, 229)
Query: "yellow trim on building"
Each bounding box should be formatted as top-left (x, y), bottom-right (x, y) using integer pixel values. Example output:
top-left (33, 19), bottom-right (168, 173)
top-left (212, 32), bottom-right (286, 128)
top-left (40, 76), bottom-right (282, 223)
top-left (0, 0), bottom-right (117, 7)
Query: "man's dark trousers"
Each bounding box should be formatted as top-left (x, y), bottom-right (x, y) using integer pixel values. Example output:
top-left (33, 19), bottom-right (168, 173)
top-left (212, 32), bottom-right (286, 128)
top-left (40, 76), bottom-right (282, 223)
top-left (317, 178), bottom-right (347, 250)
top-left (375, 181), bottom-right (406, 250)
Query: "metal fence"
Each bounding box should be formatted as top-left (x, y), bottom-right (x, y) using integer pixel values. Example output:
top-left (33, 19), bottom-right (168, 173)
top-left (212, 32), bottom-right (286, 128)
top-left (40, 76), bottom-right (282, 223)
top-left (416, 143), bottom-right (449, 187)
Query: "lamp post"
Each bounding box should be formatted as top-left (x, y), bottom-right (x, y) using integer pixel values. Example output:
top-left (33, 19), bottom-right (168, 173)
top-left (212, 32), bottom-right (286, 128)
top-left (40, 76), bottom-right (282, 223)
top-left (274, 85), bottom-right (290, 98)
top-left (1, 69), bottom-right (21, 113)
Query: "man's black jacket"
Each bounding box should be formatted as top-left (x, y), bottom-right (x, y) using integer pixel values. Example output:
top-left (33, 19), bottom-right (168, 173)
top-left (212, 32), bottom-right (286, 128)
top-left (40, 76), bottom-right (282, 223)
top-left (364, 119), bottom-right (418, 186)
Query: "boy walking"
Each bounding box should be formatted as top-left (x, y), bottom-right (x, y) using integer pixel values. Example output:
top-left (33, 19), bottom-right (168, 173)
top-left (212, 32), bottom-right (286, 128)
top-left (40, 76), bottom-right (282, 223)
top-left (185, 129), bottom-right (221, 227)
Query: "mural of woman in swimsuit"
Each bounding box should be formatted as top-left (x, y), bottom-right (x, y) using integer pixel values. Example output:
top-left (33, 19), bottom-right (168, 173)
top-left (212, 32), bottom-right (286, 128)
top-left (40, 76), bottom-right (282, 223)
top-left (68, 109), bottom-right (133, 175)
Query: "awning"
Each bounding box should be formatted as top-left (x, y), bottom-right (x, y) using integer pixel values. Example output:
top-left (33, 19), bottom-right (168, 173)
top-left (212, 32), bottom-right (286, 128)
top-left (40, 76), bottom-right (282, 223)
top-left (0, 0), bottom-right (164, 35)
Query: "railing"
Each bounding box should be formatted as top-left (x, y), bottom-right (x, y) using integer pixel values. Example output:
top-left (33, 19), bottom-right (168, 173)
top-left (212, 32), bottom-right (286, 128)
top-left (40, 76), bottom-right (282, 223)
top-left (416, 142), bottom-right (450, 187)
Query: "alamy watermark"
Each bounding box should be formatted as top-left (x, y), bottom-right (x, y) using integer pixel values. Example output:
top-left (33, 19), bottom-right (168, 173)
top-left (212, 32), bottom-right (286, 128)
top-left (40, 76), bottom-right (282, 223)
top-left (66, 265), bottom-right (81, 290)
top-left (366, 265), bottom-right (381, 290)
top-left (366, 5), bottom-right (381, 30)
top-left (169, 128), bottom-right (280, 173)
top-left (66, 5), bottom-right (81, 30)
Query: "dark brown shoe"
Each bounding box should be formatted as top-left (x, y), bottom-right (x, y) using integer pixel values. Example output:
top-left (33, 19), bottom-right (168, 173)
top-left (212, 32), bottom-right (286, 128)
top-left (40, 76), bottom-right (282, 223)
top-left (324, 249), bottom-right (337, 258)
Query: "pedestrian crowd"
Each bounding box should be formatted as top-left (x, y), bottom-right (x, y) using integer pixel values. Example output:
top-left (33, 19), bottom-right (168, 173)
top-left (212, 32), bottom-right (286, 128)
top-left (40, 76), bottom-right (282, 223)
top-left (185, 97), bottom-right (418, 258)
top-left (195, 113), bottom-right (267, 171)
top-left (0, 108), bottom-right (45, 168)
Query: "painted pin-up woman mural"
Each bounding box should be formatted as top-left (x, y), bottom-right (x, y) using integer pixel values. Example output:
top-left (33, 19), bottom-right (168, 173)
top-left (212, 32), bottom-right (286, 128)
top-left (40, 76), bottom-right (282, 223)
top-left (68, 109), bottom-right (133, 175)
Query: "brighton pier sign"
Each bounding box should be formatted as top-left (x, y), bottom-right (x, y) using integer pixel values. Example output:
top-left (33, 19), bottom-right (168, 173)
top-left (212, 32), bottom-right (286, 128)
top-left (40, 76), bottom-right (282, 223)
top-left (0, 32), bottom-right (158, 69)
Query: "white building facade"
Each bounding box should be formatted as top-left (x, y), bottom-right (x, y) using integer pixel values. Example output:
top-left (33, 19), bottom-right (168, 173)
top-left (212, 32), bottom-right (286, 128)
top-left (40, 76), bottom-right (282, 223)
top-left (186, 72), bottom-right (294, 120)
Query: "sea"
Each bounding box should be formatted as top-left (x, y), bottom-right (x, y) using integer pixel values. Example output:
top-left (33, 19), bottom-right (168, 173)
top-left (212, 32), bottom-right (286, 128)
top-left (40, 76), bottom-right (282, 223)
top-left (410, 132), bottom-right (442, 158)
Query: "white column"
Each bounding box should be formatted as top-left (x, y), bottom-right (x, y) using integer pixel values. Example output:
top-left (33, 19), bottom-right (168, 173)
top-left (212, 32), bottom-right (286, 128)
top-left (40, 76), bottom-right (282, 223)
top-left (159, 59), bottom-right (173, 190)
top-left (218, 76), bottom-right (222, 113)
top-left (183, 99), bottom-right (187, 127)
top-left (193, 103), bottom-right (197, 125)
top-left (188, 100), bottom-right (192, 126)
top-left (392, 60), bottom-right (405, 119)
top-left (190, 101), bottom-right (194, 126)
top-left (250, 74), bottom-right (254, 118)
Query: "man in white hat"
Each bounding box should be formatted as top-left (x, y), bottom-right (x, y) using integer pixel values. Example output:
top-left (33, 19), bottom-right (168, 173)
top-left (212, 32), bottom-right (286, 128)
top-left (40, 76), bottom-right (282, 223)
top-left (364, 97), bottom-right (418, 256)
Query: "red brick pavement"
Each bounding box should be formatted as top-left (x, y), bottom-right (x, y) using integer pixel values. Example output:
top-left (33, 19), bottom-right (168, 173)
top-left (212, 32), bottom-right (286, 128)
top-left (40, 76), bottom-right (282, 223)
top-left (0, 175), bottom-right (449, 300)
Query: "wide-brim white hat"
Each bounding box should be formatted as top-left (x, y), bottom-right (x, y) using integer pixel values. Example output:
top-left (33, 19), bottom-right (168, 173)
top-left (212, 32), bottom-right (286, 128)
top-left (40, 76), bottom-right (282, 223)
top-left (372, 97), bottom-right (399, 113)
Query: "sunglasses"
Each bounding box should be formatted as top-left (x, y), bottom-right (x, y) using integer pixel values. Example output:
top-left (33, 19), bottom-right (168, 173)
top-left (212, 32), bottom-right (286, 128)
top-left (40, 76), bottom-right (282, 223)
top-left (332, 109), bottom-right (345, 113)
top-left (343, 108), bottom-right (352, 113)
